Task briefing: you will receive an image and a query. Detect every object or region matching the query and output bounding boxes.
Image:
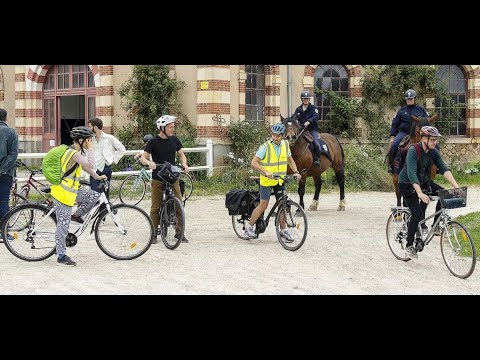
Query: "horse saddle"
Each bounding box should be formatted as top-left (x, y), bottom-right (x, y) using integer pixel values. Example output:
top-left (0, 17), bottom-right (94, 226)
top-left (303, 131), bottom-right (333, 163)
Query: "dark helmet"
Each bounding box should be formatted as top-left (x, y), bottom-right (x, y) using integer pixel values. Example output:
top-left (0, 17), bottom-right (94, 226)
top-left (420, 126), bottom-right (442, 137)
top-left (143, 134), bottom-right (154, 143)
top-left (70, 126), bottom-right (95, 140)
top-left (300, 90), bottom-right (312, 99)
top-left (271, 123), bottom-right (286, 134)
top-left (404, 89), bottom-right (417, 99)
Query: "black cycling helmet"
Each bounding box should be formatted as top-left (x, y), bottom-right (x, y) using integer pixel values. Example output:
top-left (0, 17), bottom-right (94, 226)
top-left (70, 126), bottom-right (95, 140)
top-left (300, 90), bottom-right (312, 99)
top-left (420, 126), bottom-right (442, 138)
top-left (404, 89), bottom-right (417, 99)
top-left (143, 134), bottom-right (154, 143)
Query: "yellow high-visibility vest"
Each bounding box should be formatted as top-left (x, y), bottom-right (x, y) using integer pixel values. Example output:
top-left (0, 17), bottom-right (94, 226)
top-left (260, 140), bottom-right (288, 187)
top-left (51, 149), bottom-right (82, 206)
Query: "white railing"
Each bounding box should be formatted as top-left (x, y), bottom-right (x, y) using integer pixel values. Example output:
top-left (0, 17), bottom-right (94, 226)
top-left (17, 139), bottom-right (214, 181)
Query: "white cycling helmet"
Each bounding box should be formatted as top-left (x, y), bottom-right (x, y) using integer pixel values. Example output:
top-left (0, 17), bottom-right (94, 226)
top-left (156, 115), bottom-right (176, 129)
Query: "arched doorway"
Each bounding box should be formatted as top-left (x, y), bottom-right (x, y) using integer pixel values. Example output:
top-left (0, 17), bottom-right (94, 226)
top-left (42, 65), bottom-right (96, 151)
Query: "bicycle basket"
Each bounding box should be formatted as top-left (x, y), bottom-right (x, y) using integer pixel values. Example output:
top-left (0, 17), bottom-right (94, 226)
top-left (437, 186), bottom-right (467, 209)
top-left (157, 162), bottom-right (181, 184)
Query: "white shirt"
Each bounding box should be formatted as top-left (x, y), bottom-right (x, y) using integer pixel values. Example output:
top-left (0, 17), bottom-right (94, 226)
top-left (92, 131), bottom-right (126, 172)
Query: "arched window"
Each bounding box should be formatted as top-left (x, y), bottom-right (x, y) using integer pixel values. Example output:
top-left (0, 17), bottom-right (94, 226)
top-left (245, 65), bottom-right (265, 122)
top-left (314, 65), bottom-right (349, 133)
top-left (435, 65), bottom-right (467, 136)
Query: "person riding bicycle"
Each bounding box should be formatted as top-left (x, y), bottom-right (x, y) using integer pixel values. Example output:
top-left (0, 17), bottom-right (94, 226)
top-left (387, 89), bottom-right (429, 173)
top-left (292, 90), bottom-right (321, 167)
top-left (398, 125), bottom-right (460, 259)
top-left (51, 126), bottom-right (107, 266)
top-left (140, 115), bottom-right (190, 244)
top-left (244, 123), bottom-right (302, 240)
top-left (134, 134), bottom-right (154, 162)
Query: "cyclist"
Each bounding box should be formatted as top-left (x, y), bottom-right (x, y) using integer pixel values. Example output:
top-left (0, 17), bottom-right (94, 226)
top-left (140, 115), bottom-right (190, 244)
top-left (244, 123), bottom-right (302, 240)
top-left (134, 134), bottom-right (154, 162)
top-left (398, 125), bottom-right (460, 259)
top-left (51, 126), bottom-right (107, 266)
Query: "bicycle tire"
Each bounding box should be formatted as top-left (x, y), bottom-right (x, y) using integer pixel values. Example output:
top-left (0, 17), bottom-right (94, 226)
top-left (386, 209), bottom-right (411, 262)
top-left (159, 197), bottom-right (185, 250)
top-left (440, 220), bottom-right (476, 279)
top-left (179, 172), bottom-right (193, 202)
top-left (95, 203), bottom-right (154, 260)
top-left (231, 214), bottom-right (251, 240)
top-left (118, 174), bottom-right (147, 206)
top-left (7, 193), bottom-right (29, 230)
top-left (2, 203), bottom-right (57, 261)
top-left (275, 200), bottom-right (307, 251)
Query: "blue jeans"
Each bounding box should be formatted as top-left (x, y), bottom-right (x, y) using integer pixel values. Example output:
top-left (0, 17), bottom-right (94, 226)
top-left (90, 165), bottom-right (112, 200)
top-left (0, 174), bottom-right (13, 223)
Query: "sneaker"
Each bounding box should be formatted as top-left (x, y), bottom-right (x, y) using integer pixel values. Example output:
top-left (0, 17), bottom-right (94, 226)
top-left (0, 233), bottom-right (15, 242)
top-left (314, 159), bottom-right (321, 167)
top-left (280, 229), bottom-right (294, 243)
top-left (433, 227), bottom-right (442, 237)
top-left (244, 224), bottom-right (256, 239)
top-left (405, 245), bottom-right (418, 259)
top-left (57, 255), bottom-right (77, 267)
top-left (71, 214), bottom-right (84, 224)
top-left (421, 225), bottom-right (428, 236)
top-left (174, 233), bottom-right (189, 243)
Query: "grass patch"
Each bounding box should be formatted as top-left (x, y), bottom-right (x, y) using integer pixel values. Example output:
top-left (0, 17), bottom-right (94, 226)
top-left (454, 211), bottom-right (480, 257)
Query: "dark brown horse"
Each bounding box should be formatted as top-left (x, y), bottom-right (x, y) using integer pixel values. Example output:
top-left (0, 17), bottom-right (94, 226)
top-left (391, 113), bottom-right (438, 206)
top-left (281, 115), bottom-right (346, 211)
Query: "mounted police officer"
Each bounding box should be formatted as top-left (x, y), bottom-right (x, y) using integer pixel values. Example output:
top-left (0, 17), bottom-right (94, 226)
top-left (293, 90), bottom-right (321, 167)
top-left (387, 89), bottom-right (429, 173)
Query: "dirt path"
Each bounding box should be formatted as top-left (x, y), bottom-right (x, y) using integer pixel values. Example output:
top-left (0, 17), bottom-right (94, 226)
top-left (0, 187), bottom-right (479, 294)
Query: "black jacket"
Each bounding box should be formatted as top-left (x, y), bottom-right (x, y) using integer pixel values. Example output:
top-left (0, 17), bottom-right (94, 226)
top-left (293, 103), bottom-right (319, 132)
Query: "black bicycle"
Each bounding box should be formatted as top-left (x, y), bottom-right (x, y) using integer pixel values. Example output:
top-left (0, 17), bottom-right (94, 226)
top-left (231, 174), bottom-right (308, 251)
top-left (156, 162), bottom-right (186, 250)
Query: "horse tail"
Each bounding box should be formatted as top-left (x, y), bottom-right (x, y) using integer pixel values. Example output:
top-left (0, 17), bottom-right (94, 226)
top-left (334, 136), bottom-right (345, 167)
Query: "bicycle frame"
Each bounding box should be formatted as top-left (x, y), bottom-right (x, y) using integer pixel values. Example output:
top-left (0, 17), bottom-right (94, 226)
top-left (20, 172), bottom-right (52, 204)
top-left (416, 207), bottom-right (450, 247)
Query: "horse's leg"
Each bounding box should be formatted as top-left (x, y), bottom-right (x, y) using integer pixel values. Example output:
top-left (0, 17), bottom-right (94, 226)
top-left (393, 175), bottom-right (401, 207)
top-left (297, 178), bottom-right (306, 210)
top-left (335, 168), bottom-right (346, 211)
top-left (308, 175), bottom-right (322, 211)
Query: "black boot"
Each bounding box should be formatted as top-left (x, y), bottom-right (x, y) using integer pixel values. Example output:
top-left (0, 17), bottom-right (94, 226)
top-left (313, 143), bottom-right (321, 167)
top-left (387, 148), bottom-right (394, 174)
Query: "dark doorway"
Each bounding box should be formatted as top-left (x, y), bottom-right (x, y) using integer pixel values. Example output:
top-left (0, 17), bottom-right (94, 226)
top-left (60, 95), bottom-right (86, 146)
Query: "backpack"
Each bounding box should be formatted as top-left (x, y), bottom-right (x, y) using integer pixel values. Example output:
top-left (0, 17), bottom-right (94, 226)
top-left (42, 145), bottom-right (79, 185)
top-left (393, 140), bottom-right (422, 175)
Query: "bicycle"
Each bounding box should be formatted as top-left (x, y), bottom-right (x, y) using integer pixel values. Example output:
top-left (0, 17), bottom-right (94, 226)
top-left (10, 160), bottom-right (53, 207)
top-left (155, 162), bottom-right (186, 250)
top-left (386, 186), bottom-right (476, 279)
top-left (231, 174), bottom-right (308, 251)
top-left (118, 162), bottom-right (193, 206)
top-left (2, 179), bottom-right (155, 261)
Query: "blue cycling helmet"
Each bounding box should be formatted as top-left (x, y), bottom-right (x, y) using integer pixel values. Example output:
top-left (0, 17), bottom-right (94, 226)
top-left (271, 123), bottom-right (286, 134)
top-left (404, 89), bottom-right (416, 99)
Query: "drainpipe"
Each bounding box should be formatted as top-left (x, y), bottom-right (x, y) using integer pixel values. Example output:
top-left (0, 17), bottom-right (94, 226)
top-left (287, 65), bottom-right (292, 117)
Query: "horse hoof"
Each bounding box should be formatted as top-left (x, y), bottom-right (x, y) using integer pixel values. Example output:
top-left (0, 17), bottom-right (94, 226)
top-left (337, 206), bottom-right (346, 211)
top-left (295, 209), bottom-right (303, 217)
top-left (337, 199), bottom-right (346, 211)
top-left (308, 200), bottom-right (318, 211)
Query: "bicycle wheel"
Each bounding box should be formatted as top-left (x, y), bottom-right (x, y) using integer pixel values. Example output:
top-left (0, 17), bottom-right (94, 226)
top-left (95, 203), bottom-right (154, 260)
top-left (159, 197), bottom-right (185, 250)
top-left (440, 220), bottom-right (476, 279)
top-left (275, 200), bottom-right (307, 251)
top-left (7, 193), bottom-right (29, 231)
top-left (386, 209), bottom-right (411, 262)
top-left (179, 172), bottom-right (193, 202)
top-left (2, 203), bottom-right (57, 261)
top-left (118, 174), bottom-right (147, 206)
top-left (231, 214), bottom-right (251, 240)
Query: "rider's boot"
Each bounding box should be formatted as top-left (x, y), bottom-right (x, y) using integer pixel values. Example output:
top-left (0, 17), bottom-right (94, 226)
top-left (313, 143), bottom-right (321, 167)
top-left (387, 148), bottom-right (394, 174)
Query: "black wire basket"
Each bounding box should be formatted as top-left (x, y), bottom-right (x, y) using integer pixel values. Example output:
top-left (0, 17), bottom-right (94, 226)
top-left (437, 186), bottom-right (467, 209)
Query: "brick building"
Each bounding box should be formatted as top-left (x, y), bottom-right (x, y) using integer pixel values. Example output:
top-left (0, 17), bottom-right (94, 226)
top-left (0, 65), bottom-right (479, 165)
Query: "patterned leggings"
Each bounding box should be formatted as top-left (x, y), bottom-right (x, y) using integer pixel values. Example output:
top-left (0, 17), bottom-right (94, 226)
top-left (53, 187), bottom-right (101, 257)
